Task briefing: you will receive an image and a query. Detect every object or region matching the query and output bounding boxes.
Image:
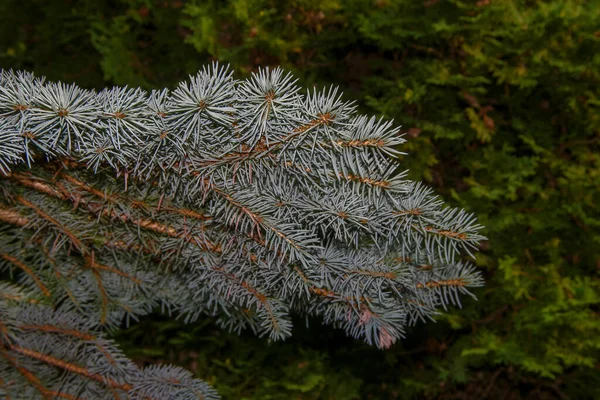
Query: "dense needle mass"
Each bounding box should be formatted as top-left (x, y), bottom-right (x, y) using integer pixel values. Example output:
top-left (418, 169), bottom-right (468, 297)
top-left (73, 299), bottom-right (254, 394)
top-left (0, 65), bottom-right (485, 399)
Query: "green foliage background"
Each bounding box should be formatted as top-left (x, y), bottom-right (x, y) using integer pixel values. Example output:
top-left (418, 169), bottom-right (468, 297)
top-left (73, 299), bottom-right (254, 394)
top-left (1, 0), bottom-right (599, 398)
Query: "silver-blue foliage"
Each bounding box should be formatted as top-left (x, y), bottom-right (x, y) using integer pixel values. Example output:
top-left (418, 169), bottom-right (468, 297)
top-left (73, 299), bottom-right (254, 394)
top-left (0, 64), bottom-right (486, 399)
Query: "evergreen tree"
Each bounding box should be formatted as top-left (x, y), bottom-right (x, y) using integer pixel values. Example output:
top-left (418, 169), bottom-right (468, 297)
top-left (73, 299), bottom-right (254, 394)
top-left (0, 65), bottom-right (485, 398)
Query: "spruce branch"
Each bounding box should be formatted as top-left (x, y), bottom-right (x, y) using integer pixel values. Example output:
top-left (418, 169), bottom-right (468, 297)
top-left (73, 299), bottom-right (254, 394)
top-left (0, 64), bottom-right (486, 399)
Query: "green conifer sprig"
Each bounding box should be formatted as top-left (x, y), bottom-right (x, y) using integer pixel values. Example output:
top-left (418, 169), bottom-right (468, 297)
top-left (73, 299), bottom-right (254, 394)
top-left (0, 64), bottom-right (485, 398)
